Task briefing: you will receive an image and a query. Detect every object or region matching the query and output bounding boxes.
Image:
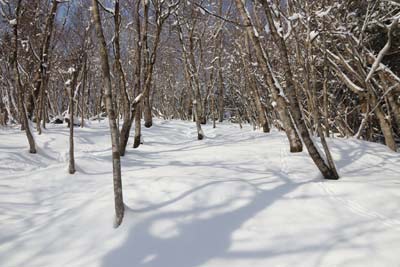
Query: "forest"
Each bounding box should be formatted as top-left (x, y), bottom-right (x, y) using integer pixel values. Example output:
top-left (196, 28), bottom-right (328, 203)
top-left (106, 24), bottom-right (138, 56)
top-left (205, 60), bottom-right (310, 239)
top-left (0, 0), bottom-right (400, 266)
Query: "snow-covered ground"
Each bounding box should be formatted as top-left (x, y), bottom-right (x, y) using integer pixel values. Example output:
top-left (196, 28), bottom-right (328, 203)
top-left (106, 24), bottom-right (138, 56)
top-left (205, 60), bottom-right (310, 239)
top-left (0, 119), bottom-right (399, 267)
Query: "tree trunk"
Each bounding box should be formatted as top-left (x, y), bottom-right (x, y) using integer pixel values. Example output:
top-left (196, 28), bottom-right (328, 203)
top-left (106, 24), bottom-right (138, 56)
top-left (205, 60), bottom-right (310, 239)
top-left (13, 0), bottom-right (36, 154)
top-left (133, 104), bottom-right (142, 148)
top-left (368, 85), bottom-right (397, 151)
top-left (115, 0), bottom-right (134, 155)
top-left (119, 1), bottom-right (141, 154)
top-left (193, 100), bottom-right (204, 140)
top-left (81, 59), bottom-right (87, 128)
top-left (217, 46), bottom-right (224, 123)
top-left (34, 0), bottom-right (59, 135)
top-left (68, 82), bottom-right (76, 174)
top-left (143, 95), bottom-right (152, 128)
top-left (92, 0), bottom-right (124, 227)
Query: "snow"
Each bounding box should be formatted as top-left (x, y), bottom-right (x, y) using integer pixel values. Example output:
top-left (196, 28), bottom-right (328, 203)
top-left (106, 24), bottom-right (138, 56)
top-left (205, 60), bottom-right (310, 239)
top-left (198, 6), bottom-right (205, 15)
top-left (283, 21), bottom-right (292, 40)
top-left (264, 23), bottom-right (270, 34)
top-left (316, 7), bottom-right (332, 18)
top-left (1, 119), bottom-right (400, 267)
top-left (274, 20), bottom-right (283, 35)
top-left (288, 13), bottom-right (302, 21)
top-left (9, 19), bottom-right (17, 26)
top-left (253, 27), bottom-right (259, 38)
top-left (309, 30), bottom-right (319, 42)
top-left (132, 93), bottom-right (143, 104)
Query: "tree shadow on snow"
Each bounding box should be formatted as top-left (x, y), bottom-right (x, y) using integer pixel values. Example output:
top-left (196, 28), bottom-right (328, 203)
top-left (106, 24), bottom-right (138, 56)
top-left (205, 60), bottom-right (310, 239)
top-left (100, 171), bottom-right (307, 267)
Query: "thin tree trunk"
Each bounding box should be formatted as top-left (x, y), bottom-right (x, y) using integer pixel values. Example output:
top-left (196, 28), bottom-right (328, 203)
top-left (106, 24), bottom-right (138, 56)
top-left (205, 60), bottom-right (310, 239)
top-left (92, 0), bottom-right (124, 227)
top-left (142, 19), bottom-right (164, 129)
top-left (379, 73), bottom-right (400, 129)
top-left (81, 59), bottom-right (87, 128)
top-left (133, 104), bottom-right (142, 148)
top-left (368, 84), bottom-right (397, 151)
top-left (141, 0), bottom-right (152, 129)
top-left (193, 100), bottom-right (204, 140)
top-left (211, 93), bottom-right (216, 128)
top-left (35, 0), bottom-right (59, 135)
top-left (217, 45), bottom-right (224, 122)
top-left (115, 0), bottom-right (133, 155)
top-left (68, 80), bottom-right (76, 174)
top-left (132, 0), bottom-right (143, 149)
top-left (322, 23), bottom-right (330, 137)
top-left (143, 95), bottom-right (152, 128)
top-left (13, 0), bottom-right (36, 154)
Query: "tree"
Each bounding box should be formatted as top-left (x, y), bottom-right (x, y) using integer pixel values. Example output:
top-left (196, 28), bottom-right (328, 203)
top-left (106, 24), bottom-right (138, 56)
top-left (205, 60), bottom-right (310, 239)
top-left (31, 0), bottom-right (60, 134)
top-left (91, 0), bottom-right (124, 227)
top-left (12, 0), bottom-right (36, 154)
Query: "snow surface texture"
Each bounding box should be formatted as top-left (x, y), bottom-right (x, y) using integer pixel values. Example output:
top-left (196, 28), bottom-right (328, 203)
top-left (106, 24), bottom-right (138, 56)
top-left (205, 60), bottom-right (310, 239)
top-left (0, 119), bottom-right (400, 267)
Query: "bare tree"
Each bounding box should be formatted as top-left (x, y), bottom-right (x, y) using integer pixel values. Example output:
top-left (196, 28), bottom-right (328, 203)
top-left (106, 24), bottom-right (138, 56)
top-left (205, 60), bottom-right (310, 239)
top-left (31, 0), bottom-right (60, 134)
top-left (12, 0), bottom-right (36, 153)
top-left (91, 0), bottom-right (124, 227)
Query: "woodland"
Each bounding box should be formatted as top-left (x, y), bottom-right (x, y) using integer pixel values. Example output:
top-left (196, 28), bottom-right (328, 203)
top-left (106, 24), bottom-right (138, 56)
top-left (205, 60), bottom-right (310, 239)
top-left (0, 1), bottom-right (400, 266)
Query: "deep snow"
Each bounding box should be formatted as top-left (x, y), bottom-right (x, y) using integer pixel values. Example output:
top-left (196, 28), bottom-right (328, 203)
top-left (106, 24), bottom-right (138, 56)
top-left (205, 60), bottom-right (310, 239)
top-left (0, 119), bottom-right (400, 267)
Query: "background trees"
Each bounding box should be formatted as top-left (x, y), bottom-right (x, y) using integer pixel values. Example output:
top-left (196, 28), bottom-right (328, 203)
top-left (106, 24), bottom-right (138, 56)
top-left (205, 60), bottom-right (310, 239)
top-left (0, 0), bottom-right (398, 150)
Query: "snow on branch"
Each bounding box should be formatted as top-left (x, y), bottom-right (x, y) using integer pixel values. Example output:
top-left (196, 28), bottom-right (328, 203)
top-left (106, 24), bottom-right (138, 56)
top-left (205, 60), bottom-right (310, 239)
top-left (97, 0), bottom-right (114, 15)
top-left (328, 58), bottom-right (366, 94)
top-left (365, 16), bottom-right (399, 82)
